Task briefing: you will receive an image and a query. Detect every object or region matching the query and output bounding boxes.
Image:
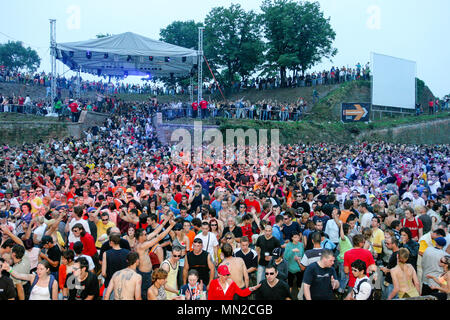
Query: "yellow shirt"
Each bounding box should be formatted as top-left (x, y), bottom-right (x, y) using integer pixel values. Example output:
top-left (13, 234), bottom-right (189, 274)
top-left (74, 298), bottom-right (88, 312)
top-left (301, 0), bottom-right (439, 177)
top-left (95, 220), bottom-right (116, 247)
top-left (30, 197), bottom-right (43, 214)
top-left (370, 228), bottom-right (385, 254)
top-left (419, 239), bottom-right (435, 254)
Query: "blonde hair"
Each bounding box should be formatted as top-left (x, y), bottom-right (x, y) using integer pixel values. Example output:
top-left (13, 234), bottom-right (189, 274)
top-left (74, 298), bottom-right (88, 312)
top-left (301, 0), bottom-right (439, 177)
top-left (398, 248), bottom-right (410, 263)
top-left (151, 268), bottom-right (168, 284)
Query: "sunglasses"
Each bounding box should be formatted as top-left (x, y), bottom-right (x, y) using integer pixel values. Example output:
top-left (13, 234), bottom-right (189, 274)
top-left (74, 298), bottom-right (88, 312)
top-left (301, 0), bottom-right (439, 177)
top-left (102, 219), bottom-right (109, 222)
top-left (211, 224), bottom-right (218, 226)
top-left (265, 272), bottom-right (275, 276)
top-left (172, 254), bottom-right (181, 258)
top-left (226, 237), bottom-right (232, 240)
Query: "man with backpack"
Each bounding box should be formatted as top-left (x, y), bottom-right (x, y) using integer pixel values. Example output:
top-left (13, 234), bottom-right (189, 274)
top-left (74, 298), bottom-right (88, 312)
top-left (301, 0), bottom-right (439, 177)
top-left (345, 259), bottom-right (373, 300)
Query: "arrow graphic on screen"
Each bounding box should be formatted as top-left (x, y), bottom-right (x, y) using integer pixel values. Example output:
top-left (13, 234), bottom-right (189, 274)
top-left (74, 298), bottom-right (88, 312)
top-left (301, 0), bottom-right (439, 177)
top-left (343, 104), bottom-right (368, 121)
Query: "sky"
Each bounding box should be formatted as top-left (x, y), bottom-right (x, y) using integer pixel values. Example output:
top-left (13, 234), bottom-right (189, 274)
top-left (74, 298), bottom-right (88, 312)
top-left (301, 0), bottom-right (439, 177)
top-left (1, 0), bottom-right (449, 97)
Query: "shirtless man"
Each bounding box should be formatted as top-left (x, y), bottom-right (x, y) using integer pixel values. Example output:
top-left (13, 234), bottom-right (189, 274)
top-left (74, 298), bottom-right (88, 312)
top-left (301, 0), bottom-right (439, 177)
top-left (135, 216), bottom-right (176, 300)
top-left (220, 243), bottom-right (249, 297)
top-left (104, 252), bottom-right (142, 300)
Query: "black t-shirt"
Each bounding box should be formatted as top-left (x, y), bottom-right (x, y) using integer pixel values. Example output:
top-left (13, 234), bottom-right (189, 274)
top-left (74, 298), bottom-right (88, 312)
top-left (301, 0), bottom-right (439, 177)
top-left (0, 274), bottom-right (16, 300)
top-left (66, 271), bottom-right (99, 300)
top-left (221, 226), bottom-right (243, 240)
top-left (99, 238), bottom-right (131, 261)
top-left (384, 250), bottom-right (399, 284)
top-left (104, 248), bottom-right (130, 288)
top-left (47, 245), bottom-right (62, 273)
top-left (234, 248), bottom-right (258, 272)
top-left (255, 236), bottom-right (280, 266)
top-left (292, 201), bottom-right (310, 214)
top-left (282, 221), bottom-right (301, 242)
top-left (254, 279), bottom-right (291, 300)
top-left (302, 261), bottom-right (337, 300)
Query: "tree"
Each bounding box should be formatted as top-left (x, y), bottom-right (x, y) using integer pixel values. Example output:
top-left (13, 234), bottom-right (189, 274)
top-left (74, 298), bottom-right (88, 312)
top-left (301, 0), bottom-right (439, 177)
top-left (261, 0), bottom-right (337, 87)
top-left (159, 20), bottom-right (203, 50)
top-left (0, 41), bottom-right (40, 72)
top-left (204, 3), bottom-right (265, 87)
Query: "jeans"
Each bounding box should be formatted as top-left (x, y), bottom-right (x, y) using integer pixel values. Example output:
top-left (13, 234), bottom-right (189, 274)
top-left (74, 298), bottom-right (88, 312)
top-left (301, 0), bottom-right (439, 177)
top-left (257, 265), bottom-right (266, 284)
top-left (337, 260), bottom-right (348, 292)
top-left (262, 110), bottom-right (268, 120)
top-left (381, 281), bottom-right (396, 300)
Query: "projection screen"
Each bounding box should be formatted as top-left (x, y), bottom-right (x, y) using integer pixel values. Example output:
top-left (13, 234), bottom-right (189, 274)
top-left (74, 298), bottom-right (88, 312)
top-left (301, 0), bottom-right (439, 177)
top-left (371, 53), bottom-right (416, 109)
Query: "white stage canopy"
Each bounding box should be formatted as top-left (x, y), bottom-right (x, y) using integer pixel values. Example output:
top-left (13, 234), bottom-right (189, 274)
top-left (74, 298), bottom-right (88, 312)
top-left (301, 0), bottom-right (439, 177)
top-left (55, 32), bottom-right (198, 78)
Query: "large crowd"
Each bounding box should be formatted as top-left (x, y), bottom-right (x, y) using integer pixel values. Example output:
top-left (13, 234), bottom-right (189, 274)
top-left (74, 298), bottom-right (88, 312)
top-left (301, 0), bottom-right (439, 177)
top-left (0, 102), bottom-right (449, 301)
top-left (0, 62), bottom-right (374, 100)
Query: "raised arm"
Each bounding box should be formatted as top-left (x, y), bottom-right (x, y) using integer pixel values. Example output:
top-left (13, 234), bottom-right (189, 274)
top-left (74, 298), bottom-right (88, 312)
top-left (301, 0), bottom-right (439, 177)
top-left (0, 225), bottom-right (24, 246)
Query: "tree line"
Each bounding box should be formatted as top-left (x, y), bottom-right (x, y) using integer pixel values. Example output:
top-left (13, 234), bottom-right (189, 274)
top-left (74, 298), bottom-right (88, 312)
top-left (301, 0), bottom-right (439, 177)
top-left (159, 0), bottom-right (337, 88)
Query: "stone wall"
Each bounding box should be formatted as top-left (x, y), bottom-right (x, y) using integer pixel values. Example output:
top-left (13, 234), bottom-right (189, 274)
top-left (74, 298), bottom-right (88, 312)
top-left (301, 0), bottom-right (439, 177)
top-left (356, 118), bottom-right (450, 144)
top-left (0, 121), bottom-right (80, 144)
top-left (0, 111), bottom-right (108, 145)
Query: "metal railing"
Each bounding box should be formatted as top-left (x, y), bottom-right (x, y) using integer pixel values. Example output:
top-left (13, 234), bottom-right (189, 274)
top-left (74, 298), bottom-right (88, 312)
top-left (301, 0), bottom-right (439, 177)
top-left (159, 107), bottom-right (310, 122)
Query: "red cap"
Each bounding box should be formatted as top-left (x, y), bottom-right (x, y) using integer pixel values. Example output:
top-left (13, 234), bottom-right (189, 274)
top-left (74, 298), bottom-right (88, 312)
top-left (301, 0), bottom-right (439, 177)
top-left (217, 265), bottom-right (230, 276)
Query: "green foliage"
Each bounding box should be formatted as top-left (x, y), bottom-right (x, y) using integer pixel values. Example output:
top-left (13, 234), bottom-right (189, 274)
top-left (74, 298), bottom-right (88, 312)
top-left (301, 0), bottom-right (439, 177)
top-left (204, 3), bottom-right (265, 87)
top-left (0, 41), bottom-right (40, 72)
top-left (159, 20), bottom-right (203, 50)
top-left (260, 0), bottom-right (337, 86)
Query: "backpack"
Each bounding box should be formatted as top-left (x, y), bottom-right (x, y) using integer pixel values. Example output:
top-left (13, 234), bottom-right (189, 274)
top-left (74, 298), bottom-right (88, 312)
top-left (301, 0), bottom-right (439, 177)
top-left (353, 278), bottom-right (373, 300)
top-left (401, 216), bottom-right (420, 228)
top-left (30, 274), bottom-right (56, 300)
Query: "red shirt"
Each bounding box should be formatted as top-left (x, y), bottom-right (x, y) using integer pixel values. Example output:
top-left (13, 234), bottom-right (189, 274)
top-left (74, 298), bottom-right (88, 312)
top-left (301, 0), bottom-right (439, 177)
top-left (241, 224), bottom-right (254, 243)
top-left (69, 102), bottom-right (79, 113)
top-left (192, 102), bottom-right (198, 111)
top-left (80, 233), bottom-right (97, 257)
top-left (344, 248), bottom-right (375, 287)
top-left (401, 217), bottom-right (423, 240)
top-left (18, 97), bottom-right (25, 105)
top-left (244, 199), bottom-right (261, 213)
top-left (207, 279), bottom-right (252, 300)
top-left (200, 100), bottom-right (208, 109)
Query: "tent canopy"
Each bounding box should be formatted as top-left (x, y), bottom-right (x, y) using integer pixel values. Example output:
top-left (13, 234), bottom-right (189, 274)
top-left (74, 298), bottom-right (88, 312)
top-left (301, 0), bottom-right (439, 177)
top-left (55, 32), bottom-right (198, 78)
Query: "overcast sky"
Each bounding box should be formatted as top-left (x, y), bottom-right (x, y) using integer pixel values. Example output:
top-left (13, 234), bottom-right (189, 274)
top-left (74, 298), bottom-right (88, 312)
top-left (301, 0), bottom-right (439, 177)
top-left (1, 0), bottom-right (449, 97)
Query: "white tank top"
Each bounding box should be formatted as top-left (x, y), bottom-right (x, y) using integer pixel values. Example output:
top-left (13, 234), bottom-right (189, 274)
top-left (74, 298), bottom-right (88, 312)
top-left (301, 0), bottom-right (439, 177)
top-left (29, 284), bottom-right (51, 300)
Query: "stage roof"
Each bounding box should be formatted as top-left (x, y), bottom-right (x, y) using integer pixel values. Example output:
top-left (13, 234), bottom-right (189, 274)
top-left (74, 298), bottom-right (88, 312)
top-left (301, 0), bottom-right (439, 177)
top-left (55, 32), bottom-right (198, 78)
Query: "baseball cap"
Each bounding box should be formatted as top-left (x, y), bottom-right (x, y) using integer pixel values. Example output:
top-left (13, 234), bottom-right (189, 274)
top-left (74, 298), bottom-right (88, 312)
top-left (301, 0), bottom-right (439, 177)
top-left (217, 265), bottom-right (231, 276)
top-left (435, 237), bottom-right (447, 247)
top-left (272, 247), bottom-right (284, 258)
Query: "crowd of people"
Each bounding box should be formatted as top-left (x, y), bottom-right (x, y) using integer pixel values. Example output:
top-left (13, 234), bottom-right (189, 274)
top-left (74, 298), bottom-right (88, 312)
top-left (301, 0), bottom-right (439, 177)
top-left (161, 97), bottom-right (313, 122)
top-left (0, 100), bottom-right (449, 301)
top-left (0, 62), bottom-right (374, 101)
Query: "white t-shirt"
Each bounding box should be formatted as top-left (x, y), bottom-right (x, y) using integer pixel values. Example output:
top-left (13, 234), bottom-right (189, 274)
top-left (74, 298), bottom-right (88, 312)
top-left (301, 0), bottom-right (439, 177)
top-left (33, 224), bottom-right (47, 243)
top-left (75, 254), bottom-right (95, 271)
top-left (353, 276), bottom-right (372, 300)
top-left (194, 232), bottom-right (219, 262)
top-left (360, 212), bottom-right (373, 229)
top-left (68, 218), bottom-right (91, 244)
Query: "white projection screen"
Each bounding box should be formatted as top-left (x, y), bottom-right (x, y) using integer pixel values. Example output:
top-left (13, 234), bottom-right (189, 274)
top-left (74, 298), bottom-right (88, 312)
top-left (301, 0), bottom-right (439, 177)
top-left (371, 53), bottom-right (416, 109)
